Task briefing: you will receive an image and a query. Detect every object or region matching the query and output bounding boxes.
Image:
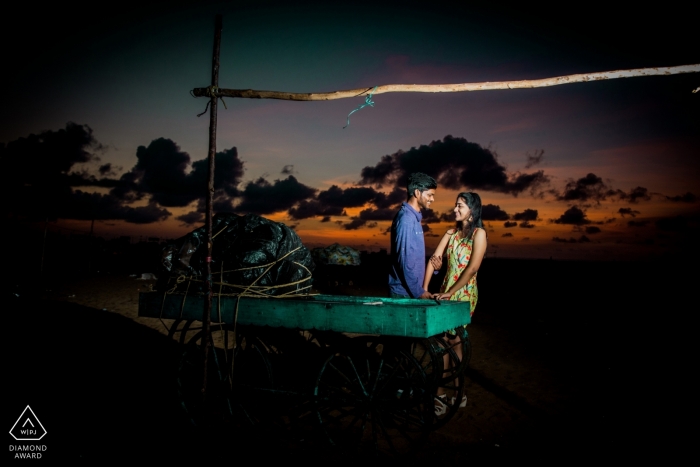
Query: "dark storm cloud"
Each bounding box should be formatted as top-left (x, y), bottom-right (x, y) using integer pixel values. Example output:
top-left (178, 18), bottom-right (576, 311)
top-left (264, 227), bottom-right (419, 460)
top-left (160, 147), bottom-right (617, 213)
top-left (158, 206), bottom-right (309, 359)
top-left (281, 165), bottom-right (295, 175)
top-left (519, 221), bottom-right (535, 228)
top-left (422, 208), bottom-right (441, 224)
top-left (502, 232), bottom-right (513, 237)
top-left (237, 175), bottom-right (316, 214)
top-left (99, 163), bottom-right (119, 176)
top-left (557, 173), bottom-right (609, 203)
top-left (359, 135), bottom-right (549, 195)
top-left (318, 185), bottom-right (378, 208)
top-left (618, 208), bottom-right (640, 217)
top-left (177, 211), bottom-right (204, 226)
top-left (666, 192), bottom-right (697, 203)
top-left (343, 218), bottom-right (368, 230)
top-left (357, 208), bottom-right (397, 221)
top-left (0, 123), bottom-right (128, 221)
top-left (341, 207), bottom-right (397, 231)
top-left (619, 186), bottom-right (652, 203)
top-left (482, 204), bottom-right (510, 221)
top-left (63, 190), bottom-right (170, 224)
top-left (585, 226), bottom-right (601, 234)
top-left (1, 122), bottom-right (101, 181)
top-left (513, 209), bottom-right (538, 221)
top-left (288, 200), bottom-right (345, 220)
top-left (1, 123), bottom-right (102, 203)
top-left (288, 185), bottom-right (401, 221)
top-left (373, 187), bottom-right (405, 209)
top-left (112, 139), bottom-right (244, 207)
top-left (552, 206), bottom-right (591, 225)
top-left (504, 221), bottom-right (517, 228)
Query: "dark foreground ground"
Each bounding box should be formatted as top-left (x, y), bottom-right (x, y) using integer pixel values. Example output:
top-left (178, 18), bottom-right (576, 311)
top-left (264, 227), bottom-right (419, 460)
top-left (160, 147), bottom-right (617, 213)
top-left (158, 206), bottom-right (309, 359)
top-left (4, 257), bottom-right (695, 463)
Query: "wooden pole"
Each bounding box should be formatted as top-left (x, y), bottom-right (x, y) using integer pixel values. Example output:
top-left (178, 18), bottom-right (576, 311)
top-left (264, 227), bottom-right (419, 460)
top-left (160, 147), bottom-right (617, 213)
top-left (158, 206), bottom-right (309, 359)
top-left (191, 64), bottom-right (700, 101)
top-left (202, 13), bottom-right (223, 396)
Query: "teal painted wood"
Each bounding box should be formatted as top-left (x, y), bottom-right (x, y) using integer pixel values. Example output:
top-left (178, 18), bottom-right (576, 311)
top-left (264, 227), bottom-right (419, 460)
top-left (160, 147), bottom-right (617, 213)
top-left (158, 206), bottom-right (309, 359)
top-left (138, 292), bottom-right (470, 338)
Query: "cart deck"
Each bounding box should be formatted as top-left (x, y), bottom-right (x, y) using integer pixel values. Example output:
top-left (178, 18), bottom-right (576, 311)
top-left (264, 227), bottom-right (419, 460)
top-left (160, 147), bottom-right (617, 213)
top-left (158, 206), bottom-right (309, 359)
top-left (138, 292), bottom-right (471, 337)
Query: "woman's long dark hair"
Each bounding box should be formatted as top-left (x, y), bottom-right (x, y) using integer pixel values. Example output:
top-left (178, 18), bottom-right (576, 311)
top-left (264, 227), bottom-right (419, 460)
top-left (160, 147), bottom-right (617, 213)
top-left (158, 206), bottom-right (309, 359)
top-left (456, 192), bottom-right (484, 240)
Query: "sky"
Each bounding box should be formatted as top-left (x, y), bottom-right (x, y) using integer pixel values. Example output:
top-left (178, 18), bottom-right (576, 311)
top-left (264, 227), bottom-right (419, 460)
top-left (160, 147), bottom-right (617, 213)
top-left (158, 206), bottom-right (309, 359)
top-left (2, 0), bottom-right (699, 261)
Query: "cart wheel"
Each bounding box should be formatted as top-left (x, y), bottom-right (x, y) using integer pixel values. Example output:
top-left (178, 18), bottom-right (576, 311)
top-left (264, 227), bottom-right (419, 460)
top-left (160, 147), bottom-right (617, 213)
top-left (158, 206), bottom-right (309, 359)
top-left (251, 328), bottom-right (342, 441)
top-left (410, 335), bottom-right (465, 429)
top-left (177, 325), bottom-right (272, 431)
top-left (314, 336), bottom-right (433, 457)
top-left (167, 319), bottom-right (202, 344)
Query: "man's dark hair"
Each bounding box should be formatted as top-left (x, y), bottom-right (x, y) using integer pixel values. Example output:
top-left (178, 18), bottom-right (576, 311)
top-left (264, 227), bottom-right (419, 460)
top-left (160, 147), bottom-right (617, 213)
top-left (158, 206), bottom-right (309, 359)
top-left (407, 172), bottom-right (437, 198)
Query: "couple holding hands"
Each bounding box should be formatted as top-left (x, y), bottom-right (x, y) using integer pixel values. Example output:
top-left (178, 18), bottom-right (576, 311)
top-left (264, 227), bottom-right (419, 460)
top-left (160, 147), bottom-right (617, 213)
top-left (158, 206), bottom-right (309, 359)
top-left (388, 172), bottom-right (487, 307)
top-left (387, 172), bottom-right (487, 415)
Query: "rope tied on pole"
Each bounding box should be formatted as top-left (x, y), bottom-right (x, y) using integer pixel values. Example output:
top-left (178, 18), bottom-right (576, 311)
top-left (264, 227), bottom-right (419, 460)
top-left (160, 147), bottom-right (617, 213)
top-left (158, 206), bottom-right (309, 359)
top-left (195, 85), bottom-right (228, 117)
top-left (343, 86), bottom-right (378, 129)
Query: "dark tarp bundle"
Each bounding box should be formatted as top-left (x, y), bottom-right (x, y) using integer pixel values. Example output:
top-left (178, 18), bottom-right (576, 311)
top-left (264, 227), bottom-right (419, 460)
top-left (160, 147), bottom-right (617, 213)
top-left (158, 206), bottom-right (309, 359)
top-left (158, 213), bottom-right (315, 296)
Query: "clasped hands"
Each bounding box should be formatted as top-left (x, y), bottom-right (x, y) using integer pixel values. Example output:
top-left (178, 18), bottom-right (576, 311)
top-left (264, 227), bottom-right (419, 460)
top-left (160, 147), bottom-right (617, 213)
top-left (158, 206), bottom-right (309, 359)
top-left (428, 255), bottom-right (451, 300)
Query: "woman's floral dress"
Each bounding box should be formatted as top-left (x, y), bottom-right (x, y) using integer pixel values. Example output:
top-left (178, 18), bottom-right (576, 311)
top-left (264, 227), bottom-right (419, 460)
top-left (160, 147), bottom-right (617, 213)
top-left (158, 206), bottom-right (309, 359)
top-left (440, 229), bottom-right (479, 323)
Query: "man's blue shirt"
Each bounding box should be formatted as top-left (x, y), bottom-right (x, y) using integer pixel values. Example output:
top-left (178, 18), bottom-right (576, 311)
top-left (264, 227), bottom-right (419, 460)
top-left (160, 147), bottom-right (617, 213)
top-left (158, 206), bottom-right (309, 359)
top-left (388, 202), bottom-right (426, 298)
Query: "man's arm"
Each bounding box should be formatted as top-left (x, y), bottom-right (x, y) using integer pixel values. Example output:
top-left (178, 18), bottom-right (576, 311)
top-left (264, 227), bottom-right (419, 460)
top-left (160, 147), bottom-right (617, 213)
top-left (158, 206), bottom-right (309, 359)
top-left (395, 214), bottom-right (429, 298)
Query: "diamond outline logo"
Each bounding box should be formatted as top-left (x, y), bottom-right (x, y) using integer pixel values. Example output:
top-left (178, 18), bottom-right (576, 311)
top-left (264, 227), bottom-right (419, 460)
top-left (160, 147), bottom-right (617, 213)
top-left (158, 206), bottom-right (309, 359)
top-left (9, 406), bottom-right (47, 441)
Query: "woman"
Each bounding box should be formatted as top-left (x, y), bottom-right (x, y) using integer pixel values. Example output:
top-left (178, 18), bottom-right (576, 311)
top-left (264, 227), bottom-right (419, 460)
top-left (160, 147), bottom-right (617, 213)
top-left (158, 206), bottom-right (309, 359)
top-left (423, 192), bottom-right (487, 415)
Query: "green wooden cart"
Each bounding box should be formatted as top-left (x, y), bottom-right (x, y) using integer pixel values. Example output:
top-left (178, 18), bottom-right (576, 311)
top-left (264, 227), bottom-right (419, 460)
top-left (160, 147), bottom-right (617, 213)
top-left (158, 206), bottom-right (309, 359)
top-left (138, 291), bottom-right (471, 456)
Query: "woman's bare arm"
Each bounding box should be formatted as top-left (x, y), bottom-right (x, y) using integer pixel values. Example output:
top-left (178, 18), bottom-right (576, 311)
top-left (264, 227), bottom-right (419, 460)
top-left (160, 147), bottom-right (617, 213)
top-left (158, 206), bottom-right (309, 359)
top-left (435, 228), bottom-right (487, 299)
top-left (422, 230), bottom-right (453, 291)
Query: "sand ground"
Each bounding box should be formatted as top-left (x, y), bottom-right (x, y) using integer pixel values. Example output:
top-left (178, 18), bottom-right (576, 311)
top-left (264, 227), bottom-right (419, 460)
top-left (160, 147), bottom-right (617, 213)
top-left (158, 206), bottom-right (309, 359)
top-left (6, 258), bottom-right (692, 462)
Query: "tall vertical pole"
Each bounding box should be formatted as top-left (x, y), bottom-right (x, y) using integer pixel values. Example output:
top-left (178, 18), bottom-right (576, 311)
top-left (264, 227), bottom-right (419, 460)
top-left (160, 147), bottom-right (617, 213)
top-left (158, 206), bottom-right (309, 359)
top-left (202, 13), bottom-right (223, 396)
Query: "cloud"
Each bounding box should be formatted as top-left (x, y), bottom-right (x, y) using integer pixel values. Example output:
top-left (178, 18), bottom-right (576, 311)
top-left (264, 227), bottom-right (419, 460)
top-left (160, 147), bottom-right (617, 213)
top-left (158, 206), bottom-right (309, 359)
top-left (618, 207), bottom-right (640, 217)
top-left (504, 221), bottom-right (517, 228)
top-left (552, 206), bottom-right (591, 225)
top-left (666, 192), bottom-right (697, 203)
top-left (342, 207), bottom-right (398, 230)
top-left (63, 190), bottom-right (171, 224)
top-left (502, 232), bottom-right (513, 237)
top-left (524, 149), bottom-right (544, 169)
top-left (585, 226), bottom-right (601, 234)
top-left (281, 165), bottom-right (295, 175)
top-left (237, 175), bottom-right (316, 214)
top-left (177, 211), bottom-right (204, 226)
top-left (513, 209), bottom-right (538, 221)
top-left (359, 135), bottom-right (549, 195)
top-left (111, 139), bottom-right (244, 208)
top-left (288, 185), bottom-right (401, 220)
top-left (482, 204), bottom-right (510, 221)
top-left (620, 186), bottom-right (652, 203)
top-left (519, 221), bottom-right (535, 228)
top-left (557, 173), bottom-right (609, 203)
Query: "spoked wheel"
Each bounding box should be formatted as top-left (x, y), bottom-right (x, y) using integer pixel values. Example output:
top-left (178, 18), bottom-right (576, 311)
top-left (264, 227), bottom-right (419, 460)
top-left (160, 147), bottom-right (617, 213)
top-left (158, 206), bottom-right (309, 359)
top-left (177, 324), bottom-right (272, 431)
top-left (410, 332), bottom-right (466, 428)
top-left (167, 319), bottom-right (202, 344)
top-left (314, 335), bottom-right (433, 457)
top-left (411, 327), bottom-right (471, 429)
top-left (251, 328), bottom-right (345, 441)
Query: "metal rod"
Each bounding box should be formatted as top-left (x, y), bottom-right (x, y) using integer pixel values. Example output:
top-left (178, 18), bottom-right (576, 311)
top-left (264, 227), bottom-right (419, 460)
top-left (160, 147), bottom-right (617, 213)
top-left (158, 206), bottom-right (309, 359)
top-left (202, 12), bottom-right (223, 397)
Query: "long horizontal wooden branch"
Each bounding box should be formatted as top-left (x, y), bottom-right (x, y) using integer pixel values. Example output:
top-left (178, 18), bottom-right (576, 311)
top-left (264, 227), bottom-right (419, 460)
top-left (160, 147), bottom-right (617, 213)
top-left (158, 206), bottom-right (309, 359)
top-left (191, 64), bottom-right (700, 101)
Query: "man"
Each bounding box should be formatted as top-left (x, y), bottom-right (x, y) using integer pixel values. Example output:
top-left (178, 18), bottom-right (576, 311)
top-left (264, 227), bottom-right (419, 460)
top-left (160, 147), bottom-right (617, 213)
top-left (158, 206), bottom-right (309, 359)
top-left (388, 172), bottom-right (439, 299)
